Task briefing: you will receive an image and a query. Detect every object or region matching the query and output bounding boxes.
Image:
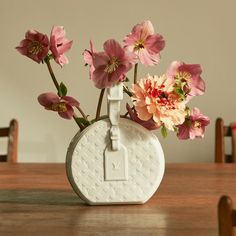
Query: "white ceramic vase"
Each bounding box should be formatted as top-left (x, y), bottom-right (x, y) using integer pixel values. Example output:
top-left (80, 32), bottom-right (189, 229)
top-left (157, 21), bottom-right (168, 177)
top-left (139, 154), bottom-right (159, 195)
top-left (66, 83), bottom-right (165, 205)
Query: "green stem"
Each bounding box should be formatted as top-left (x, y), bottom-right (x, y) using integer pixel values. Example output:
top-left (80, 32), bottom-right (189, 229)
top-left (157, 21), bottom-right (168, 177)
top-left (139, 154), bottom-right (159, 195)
top-left (77, 107), bottom-right (88, 120)
top-left (95, 88), bottom-right (105, 121)
top-left (45, 58), bottom-right (88, 125)
top-left (45, 60), bottom-right (60, 90)
top-left (122, 106), bottom-right (134, 118)
top-left (73, 115), bottom-right (84, 130)
top-left (121, 111), bottom-right (129, 118)
top-left (134, 63), bottom-right (138, 84)
top-left (123, 85), bottom-right (133, 97)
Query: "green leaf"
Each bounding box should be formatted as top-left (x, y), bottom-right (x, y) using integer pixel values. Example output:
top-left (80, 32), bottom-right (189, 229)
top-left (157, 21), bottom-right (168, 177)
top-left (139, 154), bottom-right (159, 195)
top-left (175, 88), bottom-right (184, 96)
top-left (174, 87), bottom-right (185, 100)
top-left (90, 118), bottom-right (96, 124)
top-left (161, 126), bottom-right (168, 138)
top-left (175, 87), bottom-right (182, 94)
top-left (173, 126), bottom-right (178, 132)
top-left (186, 118), bottom-right (191, 128)
top-left (75, 117), bottom-right (91, 127)
top-left (58, 82), bottom-right (67, 97)
top-left (44, 54), bottom-right (53, 63)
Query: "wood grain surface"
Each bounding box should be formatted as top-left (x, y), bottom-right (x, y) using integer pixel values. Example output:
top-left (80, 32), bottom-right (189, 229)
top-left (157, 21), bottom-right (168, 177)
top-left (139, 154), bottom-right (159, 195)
top-left (0, 163), bottom-right (236, 236)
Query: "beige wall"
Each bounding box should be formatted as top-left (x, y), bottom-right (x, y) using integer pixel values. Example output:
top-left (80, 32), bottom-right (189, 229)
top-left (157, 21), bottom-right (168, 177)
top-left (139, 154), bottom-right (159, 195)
top-left (1, 0), bottom-right (235, 163)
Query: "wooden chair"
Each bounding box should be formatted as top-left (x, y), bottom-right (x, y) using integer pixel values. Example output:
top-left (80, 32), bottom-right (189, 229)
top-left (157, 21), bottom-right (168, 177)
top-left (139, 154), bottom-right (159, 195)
top-left (218, 195), bottom-right (236, 236)
top-left (0, 119), bottom-right (18, 163)
top-left (215, 117), bottom-right (236, 163)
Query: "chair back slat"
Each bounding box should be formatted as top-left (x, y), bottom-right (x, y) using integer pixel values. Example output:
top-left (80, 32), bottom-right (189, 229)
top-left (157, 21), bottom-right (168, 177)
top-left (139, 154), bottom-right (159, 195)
top-left (215, 118), bottom-right (236, 163)
top-left (0, 128), bottom-right (10, 137)
top-left (0, 119), bottom-right (18, 163)
top-left (233, 210), bottom-right (236, 226)
top-left (0, 155), bottom-right (7, 162)
top-left (218, 195), bottom-right (236, 236)
top-left (224, 126), bottom-right (231, 136)
top-left (231, 124), bottom-right (236, 163)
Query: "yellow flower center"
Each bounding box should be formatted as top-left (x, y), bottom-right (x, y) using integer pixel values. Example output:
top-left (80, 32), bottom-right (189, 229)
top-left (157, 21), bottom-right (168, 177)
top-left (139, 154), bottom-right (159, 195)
top-left (175, 71), bottom-right (191, 83)
top-left (194, 121), bottom-right (201, 128)
top-left (51, 102), bottom-right (67, 112)
top-left (28, 41), bottom-right (44, 55)
top-left (104, 57), bottom-right (119, 74)
top-left (134, 40), bottom-right (145, 51)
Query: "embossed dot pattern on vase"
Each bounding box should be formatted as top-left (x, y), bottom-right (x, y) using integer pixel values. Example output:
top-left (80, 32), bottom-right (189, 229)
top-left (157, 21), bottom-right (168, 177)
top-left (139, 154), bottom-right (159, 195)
top-left (66, 118), bottom-right (165, 205)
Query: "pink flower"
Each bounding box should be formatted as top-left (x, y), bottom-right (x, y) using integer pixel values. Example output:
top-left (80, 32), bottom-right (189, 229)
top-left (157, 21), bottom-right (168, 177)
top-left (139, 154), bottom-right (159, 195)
top-left (177, 107), bottom-right (210, 140)
top-left (126, 104), bottom-right (159, 130)
top-left (167, 61), bottom-right (205, 99)
top-left (131, 74), bottom-right (187, 131)
top-left (50, 26), bottom-right (73, 67)
top-left (83, 40), bottom-right (95, 81)
top-left (124, 20), bottom-right (165, 66)
top-left (16, 30), bottom-right (49, 63)
top-left (90, 39), bottom-right (134, 89)
top-left (38, 92), bottom-right (80, 119)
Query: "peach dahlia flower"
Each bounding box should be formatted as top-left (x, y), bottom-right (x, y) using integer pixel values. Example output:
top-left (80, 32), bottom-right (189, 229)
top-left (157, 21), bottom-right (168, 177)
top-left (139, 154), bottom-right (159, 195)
top-left (132, 74), bottom-right (187, 131)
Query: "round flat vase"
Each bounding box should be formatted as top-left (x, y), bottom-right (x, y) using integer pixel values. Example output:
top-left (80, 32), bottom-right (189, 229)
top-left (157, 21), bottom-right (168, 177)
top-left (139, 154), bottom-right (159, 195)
top-left (66, 118), bottom-right (165, 205)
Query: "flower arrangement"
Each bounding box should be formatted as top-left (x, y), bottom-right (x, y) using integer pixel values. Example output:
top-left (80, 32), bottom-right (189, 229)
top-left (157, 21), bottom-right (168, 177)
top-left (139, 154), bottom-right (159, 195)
top-left (16, 20), bottom-right (210, 139)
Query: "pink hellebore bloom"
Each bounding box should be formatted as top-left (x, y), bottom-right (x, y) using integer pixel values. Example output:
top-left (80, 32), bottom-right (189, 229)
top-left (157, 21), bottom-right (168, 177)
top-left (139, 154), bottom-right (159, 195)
top-left (91, 39), bottom-right (134, 89)
top-left (177, 107), bottom-right (210, 140)
top-left (167, 61), bottom-right (205, 98)
top-left (126, 104), bottom-right (159, 130)
top-left (16, 30), bottom-right (49, 63)
top-left (83, 40), bottom-right (95, 81)
top-left (38, 92), bottom-right (80, 119)
top-left (50, 26), bottom-right (73, 67)
top-left (124, 20), bottom-right (165, 66)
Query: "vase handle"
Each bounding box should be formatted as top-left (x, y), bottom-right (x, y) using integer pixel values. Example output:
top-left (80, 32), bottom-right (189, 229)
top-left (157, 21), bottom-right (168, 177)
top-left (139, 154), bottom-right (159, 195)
top-left (107, 83), bottom-right (123, 151)
top-left (105, 83), bottom-right (128, 181)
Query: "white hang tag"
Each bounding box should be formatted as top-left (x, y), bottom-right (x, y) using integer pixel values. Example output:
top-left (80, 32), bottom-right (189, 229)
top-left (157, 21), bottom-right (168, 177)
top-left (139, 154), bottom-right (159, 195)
top-left (104, 143), bottom-right (128, 181)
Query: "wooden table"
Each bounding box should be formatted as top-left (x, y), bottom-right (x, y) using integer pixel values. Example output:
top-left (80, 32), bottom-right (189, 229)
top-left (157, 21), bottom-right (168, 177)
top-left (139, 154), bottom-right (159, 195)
top-left (0, 163), bottom-right (236, 236)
